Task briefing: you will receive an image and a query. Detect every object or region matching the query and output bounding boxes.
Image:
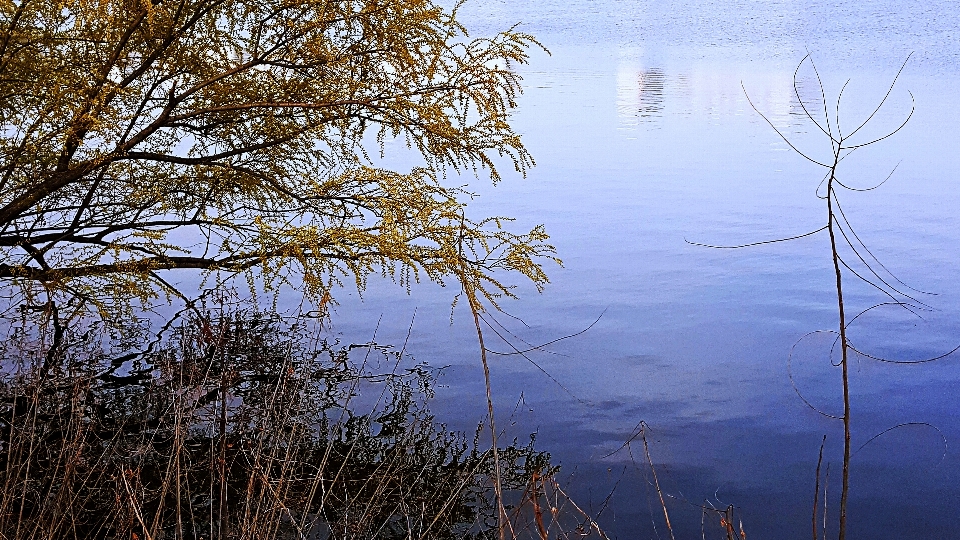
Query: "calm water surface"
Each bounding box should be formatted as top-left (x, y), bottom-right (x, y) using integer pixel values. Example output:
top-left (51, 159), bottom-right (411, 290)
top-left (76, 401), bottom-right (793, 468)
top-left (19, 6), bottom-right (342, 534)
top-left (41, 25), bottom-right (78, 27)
top-left (331, 2), bottom-right (960, 538)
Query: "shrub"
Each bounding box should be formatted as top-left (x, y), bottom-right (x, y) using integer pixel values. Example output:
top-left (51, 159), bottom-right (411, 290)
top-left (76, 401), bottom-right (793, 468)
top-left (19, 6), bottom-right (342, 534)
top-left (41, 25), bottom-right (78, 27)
top-left (0, 311), bottom-right (552, 540)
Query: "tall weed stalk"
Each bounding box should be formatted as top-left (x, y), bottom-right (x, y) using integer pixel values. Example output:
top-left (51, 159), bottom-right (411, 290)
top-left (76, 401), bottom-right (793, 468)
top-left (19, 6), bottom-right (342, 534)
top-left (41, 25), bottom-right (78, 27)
top-left (693, 54), bottom-right (954, 539)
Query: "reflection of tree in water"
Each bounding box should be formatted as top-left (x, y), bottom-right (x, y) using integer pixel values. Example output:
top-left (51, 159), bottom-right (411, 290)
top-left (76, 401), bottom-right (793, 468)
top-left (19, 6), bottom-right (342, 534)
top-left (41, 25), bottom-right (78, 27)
top-left (616, 65), bottom-right (675, 126)
top-left (0, 310), bottom-right (564, 540)
top-left (637, 68), bottom-right (667, 117)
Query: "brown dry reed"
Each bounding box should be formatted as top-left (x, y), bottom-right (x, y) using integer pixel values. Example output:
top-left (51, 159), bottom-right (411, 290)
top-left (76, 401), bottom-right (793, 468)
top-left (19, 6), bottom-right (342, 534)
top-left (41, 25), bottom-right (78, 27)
top-left (0, 307), bottom-right (606, 540)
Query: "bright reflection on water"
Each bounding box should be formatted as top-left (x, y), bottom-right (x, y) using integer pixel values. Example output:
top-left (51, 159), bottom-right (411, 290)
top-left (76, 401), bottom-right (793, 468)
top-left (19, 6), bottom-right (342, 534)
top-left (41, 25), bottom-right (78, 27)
top-left (328, 2), bottom-right (960, 538)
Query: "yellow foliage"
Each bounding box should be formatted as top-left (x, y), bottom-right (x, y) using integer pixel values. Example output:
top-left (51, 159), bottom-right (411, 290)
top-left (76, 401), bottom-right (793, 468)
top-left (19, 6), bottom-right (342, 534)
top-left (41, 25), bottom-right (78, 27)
top-left (0, 0), bottom-right (556, 324)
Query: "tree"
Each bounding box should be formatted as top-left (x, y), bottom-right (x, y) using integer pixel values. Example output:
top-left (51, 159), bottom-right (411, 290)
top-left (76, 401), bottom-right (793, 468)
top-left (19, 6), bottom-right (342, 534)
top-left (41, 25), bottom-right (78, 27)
top-left (0, 0), bottom-right (555, 327)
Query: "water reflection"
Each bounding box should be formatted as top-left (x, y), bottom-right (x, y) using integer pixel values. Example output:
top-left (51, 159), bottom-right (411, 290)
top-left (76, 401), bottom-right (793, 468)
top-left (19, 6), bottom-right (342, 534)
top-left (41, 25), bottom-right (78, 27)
top-left (616, 67), bottom-right (667, 124)
top-left (616, 57), bottom-right (826, 132)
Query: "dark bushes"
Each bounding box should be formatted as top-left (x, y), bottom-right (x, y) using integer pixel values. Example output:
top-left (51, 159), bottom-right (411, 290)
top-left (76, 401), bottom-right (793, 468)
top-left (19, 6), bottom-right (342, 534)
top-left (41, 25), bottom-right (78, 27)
top-left (0, 311), bottom-right (551, 540)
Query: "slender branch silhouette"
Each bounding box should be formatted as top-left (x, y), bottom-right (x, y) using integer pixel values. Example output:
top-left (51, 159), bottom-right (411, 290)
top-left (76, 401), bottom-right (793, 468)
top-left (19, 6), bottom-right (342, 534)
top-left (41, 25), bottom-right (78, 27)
top-left (691, 53), bottom-right (956, 540)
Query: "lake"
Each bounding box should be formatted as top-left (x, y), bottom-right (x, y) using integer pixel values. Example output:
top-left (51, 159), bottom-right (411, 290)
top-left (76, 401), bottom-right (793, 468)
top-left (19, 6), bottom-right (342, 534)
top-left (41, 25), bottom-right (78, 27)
top-left (328, 1), bottom-right (960, 538)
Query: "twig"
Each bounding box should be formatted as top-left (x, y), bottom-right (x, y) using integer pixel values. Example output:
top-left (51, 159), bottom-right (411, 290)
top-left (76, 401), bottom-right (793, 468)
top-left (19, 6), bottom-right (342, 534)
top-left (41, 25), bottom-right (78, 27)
top-left (640, 422), bottom-right (675, 540)
top-left (812, 435), bottom-right (826, 540)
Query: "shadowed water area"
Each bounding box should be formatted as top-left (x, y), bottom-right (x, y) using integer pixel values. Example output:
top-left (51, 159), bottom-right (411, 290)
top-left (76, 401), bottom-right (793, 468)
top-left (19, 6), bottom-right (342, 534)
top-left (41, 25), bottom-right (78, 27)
top-left (326, 1), bottom-right (960, 538)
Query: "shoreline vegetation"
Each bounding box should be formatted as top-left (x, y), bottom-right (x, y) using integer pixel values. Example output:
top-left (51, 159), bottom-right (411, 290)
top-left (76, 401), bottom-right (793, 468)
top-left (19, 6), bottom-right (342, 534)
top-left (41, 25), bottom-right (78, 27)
top-left (0, 307), bottom-right (573, 539)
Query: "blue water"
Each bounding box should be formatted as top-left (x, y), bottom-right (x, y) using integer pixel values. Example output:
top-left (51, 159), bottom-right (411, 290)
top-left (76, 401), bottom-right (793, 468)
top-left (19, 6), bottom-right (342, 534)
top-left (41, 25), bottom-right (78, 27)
top-left (328, 2), bottom-right (960, 538)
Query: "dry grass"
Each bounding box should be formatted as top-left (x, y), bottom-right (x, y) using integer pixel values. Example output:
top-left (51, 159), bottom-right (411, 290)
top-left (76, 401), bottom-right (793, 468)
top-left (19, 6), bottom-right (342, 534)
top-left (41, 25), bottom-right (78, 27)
top-left (0, 308), bottom-right (607, 540)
